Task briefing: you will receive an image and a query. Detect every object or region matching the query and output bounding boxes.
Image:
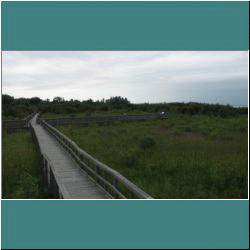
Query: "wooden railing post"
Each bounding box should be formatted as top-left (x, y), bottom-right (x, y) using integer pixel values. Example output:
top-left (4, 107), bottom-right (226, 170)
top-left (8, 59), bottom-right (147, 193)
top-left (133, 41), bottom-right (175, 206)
top-left (37, 117), bottom-right (153, 199)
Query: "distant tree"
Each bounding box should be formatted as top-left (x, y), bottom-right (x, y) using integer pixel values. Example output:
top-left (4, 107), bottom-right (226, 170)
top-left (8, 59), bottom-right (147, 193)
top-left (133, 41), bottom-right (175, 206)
top-left (16, 98), bottom-right (29, 106)
top-left (139, 103), bottom-right (150, 112)
top-left (106, 96), bottom-right (130, 105)
top-left (86, 99), bottom-right (93, 104)
top-left (2, 94), bottom-right (14, 106)
top-left (98, 104), bottom-right (109, 112)
top-left (53, 96), bottom-right (64, 103)
top-left (30, 97), bottom-right (42, 105)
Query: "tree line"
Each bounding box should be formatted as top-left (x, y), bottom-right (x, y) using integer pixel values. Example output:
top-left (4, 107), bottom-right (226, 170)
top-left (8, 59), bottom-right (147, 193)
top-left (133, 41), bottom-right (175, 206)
top-left (2, 94), bottom-right (248, 119)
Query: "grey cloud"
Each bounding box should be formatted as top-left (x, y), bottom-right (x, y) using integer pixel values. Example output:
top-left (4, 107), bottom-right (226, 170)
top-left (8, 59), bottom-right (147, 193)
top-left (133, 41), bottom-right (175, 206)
top-left (1, 51), bottom-right (248, 107)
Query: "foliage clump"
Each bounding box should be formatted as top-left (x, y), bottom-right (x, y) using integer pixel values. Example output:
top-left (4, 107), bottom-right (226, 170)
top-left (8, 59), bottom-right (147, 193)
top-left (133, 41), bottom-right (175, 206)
top-left (2, 94), bottom-right (248, 120)
top-left (139, 136), bottom-right (156, 150)
top-left (119, 150), bottom-right (139, 168)
top-left (2, 129), bottom-right (49, 198)
top-left (56, 113), bottom-right (248, 199)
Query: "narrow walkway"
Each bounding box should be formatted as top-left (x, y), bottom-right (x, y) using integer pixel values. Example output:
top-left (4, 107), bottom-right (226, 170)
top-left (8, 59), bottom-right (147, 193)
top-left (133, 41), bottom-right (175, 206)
top-left (30, 114), bottom-right (112, 199)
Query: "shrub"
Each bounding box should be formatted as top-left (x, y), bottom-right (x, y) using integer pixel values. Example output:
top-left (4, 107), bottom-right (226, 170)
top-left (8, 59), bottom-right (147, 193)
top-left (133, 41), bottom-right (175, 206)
top-left (99, 105), bottom-right (109, 112)
top-left (119, 150), bottom-right (139, 168)
top-left (184, 126), bottom-right (192, 132)
top-left (139, 136), bottom-right (156, 150)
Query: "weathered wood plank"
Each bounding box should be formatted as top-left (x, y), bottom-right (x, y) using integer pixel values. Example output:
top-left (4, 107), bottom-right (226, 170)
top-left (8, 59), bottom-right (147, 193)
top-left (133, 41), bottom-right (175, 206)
top-left (30, 114), bottom-right (112, 199)
top-left (32, 113), bottom-right (153, 199)
top-left (38, 117), bottom-right (152, 199)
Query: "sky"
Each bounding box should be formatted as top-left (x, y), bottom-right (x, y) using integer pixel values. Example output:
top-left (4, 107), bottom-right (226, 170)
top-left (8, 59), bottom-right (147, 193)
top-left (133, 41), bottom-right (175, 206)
top-left (1, 51), bottom-right (248, 107)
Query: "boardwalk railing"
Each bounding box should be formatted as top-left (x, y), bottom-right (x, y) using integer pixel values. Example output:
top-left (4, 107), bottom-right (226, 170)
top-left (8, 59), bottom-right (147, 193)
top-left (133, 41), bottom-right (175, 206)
top-left (2, 119), bottom-right (29, 129)
top-left (30, 124), bottom-right (61, 198)
top-left (37, 117), bottom-right (153, 199)
top-left (23, 112), bottom-right (36, 122)
top-left (44, 113), bottom-right (161, 126)
top-left (2, 112), bottom-right (36, 129)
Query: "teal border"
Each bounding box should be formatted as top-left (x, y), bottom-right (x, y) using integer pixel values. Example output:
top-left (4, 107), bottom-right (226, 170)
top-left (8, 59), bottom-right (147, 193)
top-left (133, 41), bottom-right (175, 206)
top-left (1, 1), bottom-right (249, 50)
top-left (1, 200), bottom-right (249, 249)
top-left (1, 1), bottom-right (249, 249)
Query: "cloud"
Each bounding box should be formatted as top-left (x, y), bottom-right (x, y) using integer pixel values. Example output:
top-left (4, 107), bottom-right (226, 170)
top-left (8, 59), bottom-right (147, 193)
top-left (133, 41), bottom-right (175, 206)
top-left (1, 51), bottom-right (248, 106)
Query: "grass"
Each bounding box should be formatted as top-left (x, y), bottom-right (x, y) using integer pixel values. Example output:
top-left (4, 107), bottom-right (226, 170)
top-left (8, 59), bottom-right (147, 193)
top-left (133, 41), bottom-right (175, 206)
top-left (2, 129), bottom-right (49, 199)
top-left (56, 114), bottom-right (248, 199)
top-left (2, 115), bottom-right (24, 120)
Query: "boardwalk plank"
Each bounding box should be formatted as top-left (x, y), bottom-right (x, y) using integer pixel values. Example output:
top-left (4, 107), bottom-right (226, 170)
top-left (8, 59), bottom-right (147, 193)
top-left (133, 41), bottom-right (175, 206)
top-left (30, 114), bottom-right (112, 199)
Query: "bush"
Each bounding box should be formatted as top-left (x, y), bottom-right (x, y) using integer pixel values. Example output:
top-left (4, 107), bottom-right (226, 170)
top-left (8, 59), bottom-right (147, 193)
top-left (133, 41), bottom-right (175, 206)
top-left (119, 150), bottom-right (139, 168)
top-left (139, 104), bottom-right (150, 112)
top-left (98, 104), bottom-right (109, 112)
top-left (139, 136), bottom-right (156, 150)
top-left (184, 126), bottom-right (192, 132)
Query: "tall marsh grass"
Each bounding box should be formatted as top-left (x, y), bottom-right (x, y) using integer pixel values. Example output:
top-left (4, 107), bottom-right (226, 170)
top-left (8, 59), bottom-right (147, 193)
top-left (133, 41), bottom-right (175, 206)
top-left (2, 129), bottom-right (49, 199)
top-left (56, 114), bottom-right (248, 199)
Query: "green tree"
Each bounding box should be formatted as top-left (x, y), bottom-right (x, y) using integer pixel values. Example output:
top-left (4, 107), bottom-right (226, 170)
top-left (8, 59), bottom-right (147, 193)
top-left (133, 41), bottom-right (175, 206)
top-left (2, 94), bottom-right (14, 106)
top-left (53, 96), bottom-right (64, 103)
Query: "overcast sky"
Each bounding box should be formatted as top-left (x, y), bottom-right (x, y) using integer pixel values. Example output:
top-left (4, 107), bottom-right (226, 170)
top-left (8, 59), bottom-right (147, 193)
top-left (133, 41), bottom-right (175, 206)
top-left (1, 51), bottom-right (248, 107)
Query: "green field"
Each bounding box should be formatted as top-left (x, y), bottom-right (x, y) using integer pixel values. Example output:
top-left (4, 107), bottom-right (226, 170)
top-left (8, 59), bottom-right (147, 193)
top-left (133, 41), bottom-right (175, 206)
top-left (2, 129), bottom-right (49, 199)
top-left (56, 114), bottom-right (248, 199)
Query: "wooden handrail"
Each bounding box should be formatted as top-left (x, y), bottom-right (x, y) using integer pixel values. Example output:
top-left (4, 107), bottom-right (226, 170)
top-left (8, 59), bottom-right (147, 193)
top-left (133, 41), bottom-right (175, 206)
top-left (37, 117), bottom-right (153, 199)
top-left (43, 113), bottom-right (160, 126)
top-left (2, 112), bottom-right (36, 128)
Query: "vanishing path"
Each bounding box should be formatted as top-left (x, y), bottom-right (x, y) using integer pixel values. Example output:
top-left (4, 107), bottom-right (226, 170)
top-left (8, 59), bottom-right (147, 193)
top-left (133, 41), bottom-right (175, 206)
top-left (30, 114), bottom-right (112, 199)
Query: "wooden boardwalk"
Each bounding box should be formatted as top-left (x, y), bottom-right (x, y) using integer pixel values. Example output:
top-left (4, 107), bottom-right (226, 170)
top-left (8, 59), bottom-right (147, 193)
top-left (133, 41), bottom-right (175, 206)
top-left (30, 114), bottom-right (112, 199)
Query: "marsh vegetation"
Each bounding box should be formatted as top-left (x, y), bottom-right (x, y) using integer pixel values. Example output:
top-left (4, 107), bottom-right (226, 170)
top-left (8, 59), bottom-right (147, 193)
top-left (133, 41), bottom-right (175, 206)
top-left (56, 114), bottom-right (248, 199)
top-left (2, 94), bottom-right (248, 199)
top-left (2, 129), bottom-right (49, 199)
